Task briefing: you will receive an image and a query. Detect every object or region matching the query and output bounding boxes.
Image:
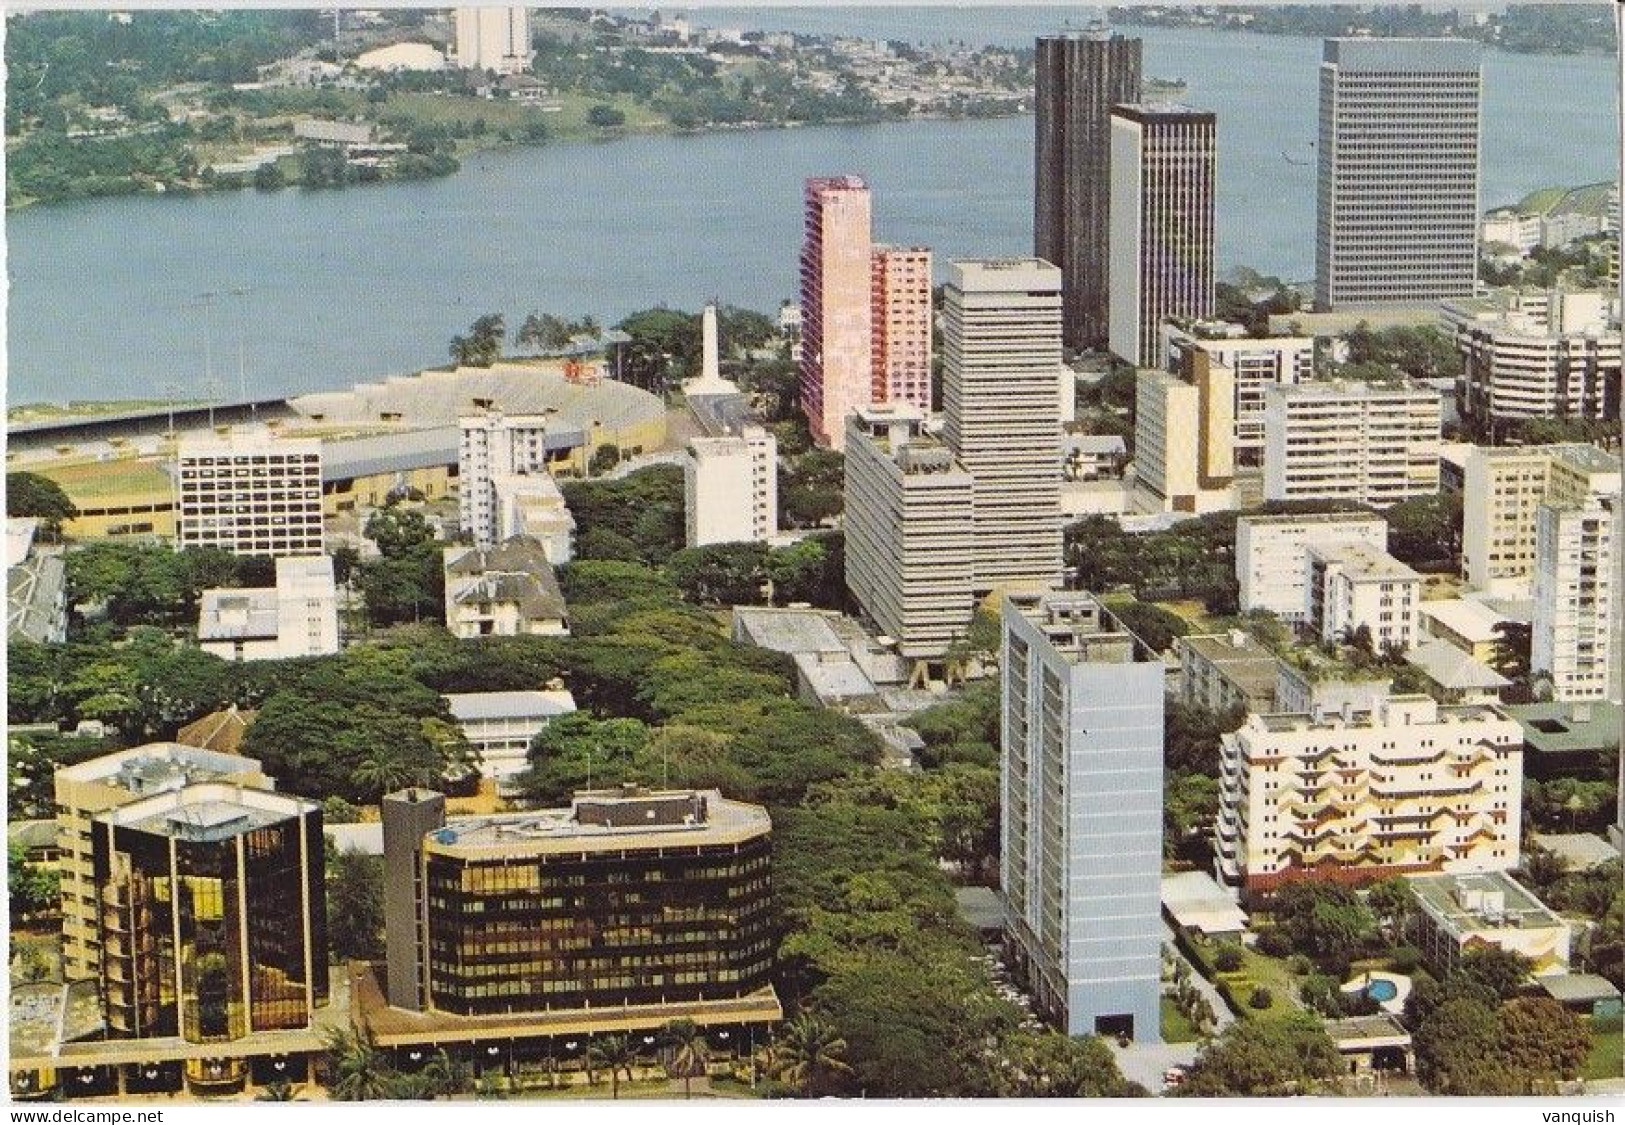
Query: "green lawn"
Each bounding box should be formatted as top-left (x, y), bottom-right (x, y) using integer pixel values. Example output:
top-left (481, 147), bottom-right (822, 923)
top-left (382, 91), bottom-right (668, 144)
top-left (1161, 995), bottom-right (1200, 1043)
top-left (1223, 947), bottom-right (1305, 1021)
top-left (1582, 1028), bottom-right (1623, 1081)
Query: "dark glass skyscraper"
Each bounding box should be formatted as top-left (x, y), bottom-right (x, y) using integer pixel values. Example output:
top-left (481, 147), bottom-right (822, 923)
top-left (1034, 31), bottom-right (1142, 352)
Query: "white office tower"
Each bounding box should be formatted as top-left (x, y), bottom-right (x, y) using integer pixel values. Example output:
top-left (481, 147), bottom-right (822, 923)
top-left (1313, 39), bottom-right (1481, 311)
top-left (459, 410), bottom-right (553, 549)
top-left (942, 260), bottom-right (1065, 592)
top-left (683, 426), bottom-right (778, 548)
top-left (684, 303), bottom-right (741, 396)
top-left (455, 6), bottom-right (532, 74)
top-left (1533, 496), bottom-right (1620, 702)
top-left (174, 430), bottom-right (324, 558)
top-left (1235, 511), bottom-right (1389, 621)
top-left (1462, 443), bottom-right (1622, 595)
top-left (843, 403), bottom-right (976, 666)
top-left (1001, 591), bottom-right (1163, 1043)
top-left (1263, 380), bottom-right (1442, 508)
top-left (1305, 542), bottom-right (1422, 653)
top-left (1131, 367), bottom-right (1234, 515)
top-left (1163, 325), bottom-right (1315, 466)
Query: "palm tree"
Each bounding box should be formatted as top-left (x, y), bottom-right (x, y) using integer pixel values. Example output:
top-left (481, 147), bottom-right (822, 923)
top-left (774, 1014), bottom-right (852, 1097)
top-left (353, 747), bottom-right (416, 799)
top-left (255, 1079), bottom-right (300, 1102)
top-left (587, 1034), bottom-right (637, 1099)
top-left (422, 1049), bottom-right (474, 1099)
top-left (661, 1019), bottom-right (710, 1099)
top-left (323, 1025), bottom-right (394, 1101)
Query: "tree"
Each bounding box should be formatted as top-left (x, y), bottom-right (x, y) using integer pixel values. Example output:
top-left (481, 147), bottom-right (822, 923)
top-left (1414, 994), bottom-right (1511, 1094)
top-left (1175, 1014), bottom-right (1342, 1096)
top-left (773, 1013), bottom-right (852, 1097)
top-left (252, 161), bottom-right (286, 190)
top-left (1455, 946), bottom-right (1532, 1003)
top-left (586, 103), bottom-right (626, 127)
top-left (588, 443), bottom-right (622, 476)
top-left (449, 313), bottom-right (504, 367)
top-left (324, 1025), bottom-right (394, 1101)
top-left (364, 506), bottom-right (434, 557)
top-left (326, 847), bottom-right (384, 962)
top-left (779, 450), bottom-right (845, 528)
top-left (1107, 599), bottom-right (1190, 653)
top-left (588, 1034), bottom-right (637, 1098)
top-left (6, 471), bottom-right (78, 535)
top-left (1490, 620), bottom-right (1534, 692)
top-left (1496, 996), bottom-right (1592, 1091)
top-left (994, 1032), bottom-right (1142, 1097)
top-left (1268, 881), bottom-right (1378, 972)
top-left (8, 844), bottom-right (59, 923)
top-left (666, 541), bottom-right (771, 606)
top-left (661, 1019), bottom-right (710, 1099)
top-left (1385, 492), bottom-right (1462, 574)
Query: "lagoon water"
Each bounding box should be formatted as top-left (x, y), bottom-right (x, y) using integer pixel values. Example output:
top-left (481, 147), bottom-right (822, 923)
top-left (6, 17), bottom-right (1615, 403)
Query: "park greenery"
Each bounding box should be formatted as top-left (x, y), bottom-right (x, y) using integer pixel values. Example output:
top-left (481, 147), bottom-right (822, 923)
top-left (6, 472), bottom-right (80, 536)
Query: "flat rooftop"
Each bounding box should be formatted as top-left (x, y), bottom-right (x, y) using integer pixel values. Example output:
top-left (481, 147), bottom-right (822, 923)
top-left (198, 586), bottom-right (278, 640)
top-left (56, 742), bottom-right (262, 793)
top-left (1408, 870), bottom-right (1567, 933)
top-left (1238, 510), bottom-right (1385, 528)
top-left (102, 783), bottom-right (311, 843)
top-left (733, 606), bottom-right (848, 655)
top-left (423, 788), bottom-right (770, 857)
top-left (1179, 632), bottom-right (1282, 697)
top-left (1251, 695), bottom-right (1504, 734)
top-left (949, 258), bottom-right (1061, 293)
top-left (1503, 701), bottom-right (1621, 754)
top-left (444, 690), bottom-right (577, 723)
top-left (1006, 590), bottom-right (1151, 665)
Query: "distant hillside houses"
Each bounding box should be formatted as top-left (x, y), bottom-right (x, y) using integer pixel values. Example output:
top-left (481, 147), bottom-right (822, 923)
top-left (1482, 182), bottom-right (1618, 255)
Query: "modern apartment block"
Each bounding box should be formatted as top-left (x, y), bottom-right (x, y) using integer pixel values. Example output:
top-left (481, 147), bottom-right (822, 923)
top-left (1001, 591), bottom-right (1163, 1042)
top-left (1235, 511), bottom-right (1390, 621)
top-left (1533, 496), bottom-right (1619, 702)
top-left (1262, 380), bottom-right (1442, 508)
top-left (92, 784), bottom-right (327, 1089)
top-left (1215, 695), bottom-right (1524, 897)
top-left (379, 786), bottom-right (781, 1030)
top-left (54, 745), bottom-right (272, 982)
top-left (1131, 367), bottom-right (1234, 515)
top-left (1177, 630), bottom-right (1283, 715)
top-left (1034, 32), bottom-right (1143, 351)
top-left (843, 403), bottom-right (976, 665)
top-left (458, 410), bottom-right (555, 550)
top-left (1163, 324), bottom-right (1316, 465)
top-left (942, 259), bottom-right (1065, 591)
top-left (1444, 288), bottom-right (1621, 427)
top-left (197, 554), bottom-right (340, 662)
top-left (494, 471), bottom-right (575, 564)
top-left (800, 176), bottom-right (875, 450)
top-left (1313, 38), bottom-right (1481, 311)
top-left (1305, 542), bottom-right (1422, 653)
top-left (453, 6), bottom-right (532, 74)
top-left (1462, 443), bottom-right (1622, 595)
top-left (683, 426), bottom-right (778, 547)
top-left (1409, 870), bottom-right (1571, 979)
top-left (871, 245), bottom-right (934, 413)
top-left (174, 431), bottom-right (324, 558)
top-left (1107, 105), bottom-right (1217, 369)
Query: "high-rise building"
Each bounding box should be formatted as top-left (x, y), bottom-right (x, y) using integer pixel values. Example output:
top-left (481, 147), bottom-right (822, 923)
top-left (871, 245), bottom-right (934, 413)
top-left (197, 554), bottom-right (340, 662)
top-left (843, 403), bottom-right (976, 665)
top-left (1305, 542), bottom-right (1422, 653)
top-left (1235, 511), bottom-right (1390, 621)
top-left (1461, 443), bottom-right (1622, 595)
top-left (1163, 325), bottom-right (1315, 466)
top-left (55, 745), bottom-right (272, 982)
top-left (1216, 695), bottom-right (1524, 897)
top-left (1131, 367), bottom-right (1234, 514)
top-left (943, 259), bottom-right (1065, 591)
top-left (1034, 32), bottom-right (1142, 351)
top-left (458, 409), bottom-right (554, 549)
top-left (1262, 380), bottom-right (1442, 508)
top-left (454, 6), bottom-right (532, 74)
top-left (1107, 105), bottom-right (1217, 368)
top-left (380, 786), bottom-right (781, 1029)
top-left (92, 785), bottom-right (327, 1054)
top-left (799, 176), bottom-right (875, 450)
top-left (174, 431), bottom-right (324, 558)
top-left (684, 426), bottom-right (778, 547)
top-left (1533, 496), bottom-right (1619, 702)
top-left (1001, 590), bottom-right (1163, 1042)
top-left (1444, 289), bottom-right (1621, 428)
top-left (1313, 38), bottom-right (1482, 311)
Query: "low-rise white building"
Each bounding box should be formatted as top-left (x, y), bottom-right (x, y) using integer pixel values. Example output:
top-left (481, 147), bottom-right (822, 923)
top-left (1262, 380), bottom-right (1441, 508)
top-left (493, 472), bottom-right (574, 563)
top-left (683, 426), bottom-right (778, 547)
top-left (1235, 511), bottom-right (1389, 621)
top-left (198, 555), bottom-right (339, 661)
top-left (443, 689), bottom-right (578, 794)
top-left (1306, 542), bottom-right (1422, 653)
top-left (1409, 870), bottom-right (1571, 979)
top-left (443, 536), bottom-right (569, 639)
top-left (1444, 288), bottom-right (1619, 426)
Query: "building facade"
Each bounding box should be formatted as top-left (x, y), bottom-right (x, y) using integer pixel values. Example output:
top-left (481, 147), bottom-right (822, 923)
top-left (458, 410), bottom-right (553, 550)
top-left (1313, 38), bottom-right (1481, 311)
top-left (1235, 511), bottom-right (1390, 621)
top-left (1215, 696), bottom-right (1524, 897)
top-left (1262, 380), bottom-right (1442, 508)
top-left (1177, 631), bottom-right (1283, 715)
top-left (1107, 105), bottom-right (1217, 368)
top-left (1409, 870), bottom-right (1571, 979)
top-left (683, 426), bottom-right (778, 547)
top-left (1461, 443), bottom-right (1621, 595)
top-left (1532, 497), bottom-right (1619, 702)
top-left (871, 245), bottom-right (934, 413)
top-left (443, 690), bottom-right (578, 794)
top-left (443, 536), bottom-right (569, 638)
top-left (1001, 591), bottom-right (1164, 1042)
top-left (942, 259), bottom-right (1065, 591)
top-left (1132, 366), bottom-right (1235, 514)
top-left (1446, 289), bottom-right (1621, 427)
top-left (1034, 32), bottom-right (1142, 351)
top-left (197, 554), bottom-right (340, 662)
top-left (1305, 542), bottom-right (1422, 653)
top-left (454, 6), bottom-right (532, 74)
top-left (1163, 326), bottom-right (1315, 465)
top-left (799, 176), bottom-right (875, 450)
top-left (174, 431), bottom-right (324, 558)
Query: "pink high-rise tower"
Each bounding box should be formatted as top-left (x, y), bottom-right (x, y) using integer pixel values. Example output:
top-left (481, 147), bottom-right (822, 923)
top-left (799, 177), bottom-right (875, 451)
top-left (872, 245), bottom-right (934, 414)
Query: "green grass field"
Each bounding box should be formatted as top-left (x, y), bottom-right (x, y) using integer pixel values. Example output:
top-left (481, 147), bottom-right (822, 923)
top-left (1583, 1028), bottom-right (1623, 1081)
top-left (1161, 995), bottom-right (1200, 1043)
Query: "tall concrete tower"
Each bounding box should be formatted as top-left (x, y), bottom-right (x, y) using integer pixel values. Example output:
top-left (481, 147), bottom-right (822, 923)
top-left (799, 176), bottom-right (875, 451)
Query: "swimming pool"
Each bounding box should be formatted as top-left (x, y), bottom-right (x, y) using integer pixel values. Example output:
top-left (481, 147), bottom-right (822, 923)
top-left (1366, 979), bottom-right (1399, 1003)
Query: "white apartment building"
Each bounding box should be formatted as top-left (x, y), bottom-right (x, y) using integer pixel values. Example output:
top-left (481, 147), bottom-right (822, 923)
top-left (197, 555), bottom-right (340, 662)
top-left (843, 404), bottom-right (976, 666)
top-left (459, 410), bottom-right (554, 549)
top-left (443, 689), bottom-right (578, 794)
top-left (1262, 380), bottom-right (1442, 508)
top-left (1462, 443), bottom-right (1621, 595)
top-left (1215, 695), bottom-right (1524, 898)
top-left (1305, 542), bottom-right (1422, 653)
top-left (494, 472), bottom-right (575, 564)
top-left (1131, 367), bottom-right (1234, 515)
top-left (174, 430), bottom-right (324, 557)
top-left (1532, 497), bottom-right (1619, 703)
top-left (1163, 325), bottom-right (1315, 465)
top-left (942, 259), bottom-right (1065, 591)
top-left (54, 745), bottom-right (272, 979)
top-left (1444, 289), bottom-right (1620, 426)
top-left (1236, 511), bottom-right (1389, 621)
top-left (454, 6), bottom-right (532, 74)
top-left (683, 426), bottom-right (778, 548)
